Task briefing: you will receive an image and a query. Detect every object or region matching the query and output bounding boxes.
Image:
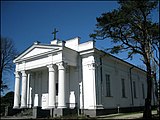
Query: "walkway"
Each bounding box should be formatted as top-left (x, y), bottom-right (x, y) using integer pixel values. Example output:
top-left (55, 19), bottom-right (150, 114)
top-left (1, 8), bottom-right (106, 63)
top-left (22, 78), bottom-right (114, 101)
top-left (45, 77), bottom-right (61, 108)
top-left (97, 110), bottom-right (157, 119)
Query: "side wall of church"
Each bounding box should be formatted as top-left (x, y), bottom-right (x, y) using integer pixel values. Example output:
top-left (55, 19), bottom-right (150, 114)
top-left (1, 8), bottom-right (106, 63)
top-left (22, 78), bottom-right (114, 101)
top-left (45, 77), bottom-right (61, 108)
top-left (95, 53), bottom-right (148, 109)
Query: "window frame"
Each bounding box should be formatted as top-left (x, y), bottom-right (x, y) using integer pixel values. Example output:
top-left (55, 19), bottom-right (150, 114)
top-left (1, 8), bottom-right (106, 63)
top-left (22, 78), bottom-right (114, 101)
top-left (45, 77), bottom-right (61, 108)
top-left (105, 74), bottom-right (111, 97)
top-left (133, 81), bottom-right (137, 98)
top-left (142, 83), bottom-right (145, 99)
top-left (121, 78), bottom-right (126, 98)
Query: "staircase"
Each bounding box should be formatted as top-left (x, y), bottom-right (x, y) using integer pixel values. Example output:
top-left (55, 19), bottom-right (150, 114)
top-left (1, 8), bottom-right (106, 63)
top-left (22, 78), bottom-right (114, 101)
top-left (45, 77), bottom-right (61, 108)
top-left (15, 108), bottom-right (33, 118)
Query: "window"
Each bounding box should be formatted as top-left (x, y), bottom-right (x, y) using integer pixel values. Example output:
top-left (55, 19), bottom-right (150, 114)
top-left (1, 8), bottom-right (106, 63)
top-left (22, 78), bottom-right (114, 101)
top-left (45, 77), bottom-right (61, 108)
top-left (106, 74), bottom-right (111, 97)
top-left (121, 79), bottom-right (126, 98)
top-left (133, 81), bottom-right (137, 98)
top-left (142, 83), bottom-right (145, 99)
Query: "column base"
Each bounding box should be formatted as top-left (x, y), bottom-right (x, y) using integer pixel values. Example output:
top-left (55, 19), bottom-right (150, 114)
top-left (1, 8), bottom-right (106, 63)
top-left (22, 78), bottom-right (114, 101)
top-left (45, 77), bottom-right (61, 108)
top-left (13, 106), bottom-right (20, 109)
top-left (20, 105), bottom-right (27, 108)
top-left (48, 106), bottom-right (56, 109)
top-left (57, 106), bottom-right (67, 109)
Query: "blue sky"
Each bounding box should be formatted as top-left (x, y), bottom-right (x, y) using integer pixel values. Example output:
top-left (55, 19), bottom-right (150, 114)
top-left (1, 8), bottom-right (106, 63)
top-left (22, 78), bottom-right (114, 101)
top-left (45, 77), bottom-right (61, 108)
top-left (1, 1), bottom-right (159, 93)
top-left (1, 1), bottom-right (120, 52)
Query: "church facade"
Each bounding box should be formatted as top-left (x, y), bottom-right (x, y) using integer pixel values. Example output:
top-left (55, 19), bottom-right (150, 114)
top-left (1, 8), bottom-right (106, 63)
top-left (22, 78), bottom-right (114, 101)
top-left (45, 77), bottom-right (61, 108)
top-left (13, 37), bottom-right (156, 116)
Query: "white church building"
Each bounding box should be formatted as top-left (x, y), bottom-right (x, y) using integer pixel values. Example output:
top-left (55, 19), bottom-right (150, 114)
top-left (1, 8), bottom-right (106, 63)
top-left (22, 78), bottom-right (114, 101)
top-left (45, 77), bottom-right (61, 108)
top-left (13, 37), bottom-right (156, 116)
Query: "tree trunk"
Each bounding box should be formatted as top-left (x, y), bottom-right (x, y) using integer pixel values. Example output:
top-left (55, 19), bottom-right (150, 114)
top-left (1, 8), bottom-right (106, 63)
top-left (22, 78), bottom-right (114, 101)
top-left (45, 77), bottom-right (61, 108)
top-left (0, 69), bottom-right (2, 89)
top-left (143, 61), bottom-right (152, 118)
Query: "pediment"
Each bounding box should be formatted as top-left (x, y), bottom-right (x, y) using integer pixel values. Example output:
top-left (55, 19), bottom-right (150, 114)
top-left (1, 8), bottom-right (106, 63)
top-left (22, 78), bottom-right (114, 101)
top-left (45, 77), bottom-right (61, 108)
top-left (14, 44), bottom-right (62, 62)
top-left (22, 47), bottom-right (53, 58)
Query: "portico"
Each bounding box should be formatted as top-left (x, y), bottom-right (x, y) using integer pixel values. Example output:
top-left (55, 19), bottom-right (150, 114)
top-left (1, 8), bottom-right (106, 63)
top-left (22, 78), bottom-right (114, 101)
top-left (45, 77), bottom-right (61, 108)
top-left (13, 61), bottom-right (69, 109)
top-left (13, 39), bottom-right (78, 110)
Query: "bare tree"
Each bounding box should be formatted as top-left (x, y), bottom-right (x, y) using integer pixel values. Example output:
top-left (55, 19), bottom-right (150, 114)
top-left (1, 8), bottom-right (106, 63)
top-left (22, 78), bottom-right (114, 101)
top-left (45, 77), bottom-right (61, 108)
top-left (0, 37), bottom-right (18, 93)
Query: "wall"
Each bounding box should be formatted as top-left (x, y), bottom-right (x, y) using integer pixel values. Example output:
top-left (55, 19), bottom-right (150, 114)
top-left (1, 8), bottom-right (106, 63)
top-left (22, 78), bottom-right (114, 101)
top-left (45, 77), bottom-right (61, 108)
top-left (28, 69), bottom-right (49, 109)
top-left (82, 54), bottom-right (96, 109)
top-left (28, 65), bottom-right (81, 109)
top-left (63, 47), bottom-right (78, 66)
top-left (95, 52), bottom-right (147, 109)
top-left (68, 66), bottom-right (80, 108)
top-left (65, 37), bottom-right (80, 51)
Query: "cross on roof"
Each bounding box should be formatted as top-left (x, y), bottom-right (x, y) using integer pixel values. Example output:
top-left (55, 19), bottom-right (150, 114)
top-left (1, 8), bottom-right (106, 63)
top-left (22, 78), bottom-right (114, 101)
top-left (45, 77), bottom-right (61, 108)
top-left (52, 28), bottom-right (58, 40)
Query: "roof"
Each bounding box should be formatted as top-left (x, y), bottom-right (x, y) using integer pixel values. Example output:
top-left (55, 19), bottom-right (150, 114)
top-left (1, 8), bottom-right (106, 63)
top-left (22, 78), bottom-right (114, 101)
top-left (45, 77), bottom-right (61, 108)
top-left (14, 39), bottom-right (146, 73)
top-left (13, 43), bottom-right (62, 62)
top-left (95, 48), bottom-right (146, 73)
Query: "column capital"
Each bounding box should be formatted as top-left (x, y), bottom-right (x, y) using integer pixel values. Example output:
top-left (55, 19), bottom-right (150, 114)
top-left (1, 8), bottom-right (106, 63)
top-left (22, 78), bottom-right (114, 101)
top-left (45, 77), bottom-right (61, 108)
top-left (56, 61), bottom-right (67, 70)
top-left (14, 72), bottom-right (20, 78)
top-left (21, 70), bottom-right (27, 77)
top-left (47, 64), bottom-right (56, 72)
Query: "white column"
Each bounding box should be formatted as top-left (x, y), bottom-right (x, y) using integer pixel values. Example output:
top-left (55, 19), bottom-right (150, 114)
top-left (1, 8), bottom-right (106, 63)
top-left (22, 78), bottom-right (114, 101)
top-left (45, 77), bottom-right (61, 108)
top-left (57, 61), bottom-right (67, 108)
top-left (13, 72), bottom-right (21, 108)
top-left (47, 64), bottom-right (56, 108)
top-left (29, 87), bottom-right (32, 108)
top-left (27, 73), bottom-right (30, 108)
top-left (31, 73), bottom-right (35, 107)
top-left (37, 72), bottom-right (42, 106)
top-left (21, 70), bottom-right (27, 108)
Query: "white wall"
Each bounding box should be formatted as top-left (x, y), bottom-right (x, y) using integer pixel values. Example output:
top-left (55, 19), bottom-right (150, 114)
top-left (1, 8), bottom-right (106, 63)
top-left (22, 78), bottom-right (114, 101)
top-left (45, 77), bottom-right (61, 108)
top-left (65, 37), bottom-right (80, 51)
top-left (28, 66), bottom-right (81, 109)
top-left (63, 47), bottom-right (78, 66)
top-left (68, 66), bottom-right (79, 108)
top-left (82, 55), bottom-right (96, 109)
top-left (95, 53), bottom-right (147, 109)
top-left (28, 69), bottom-right (49, 108)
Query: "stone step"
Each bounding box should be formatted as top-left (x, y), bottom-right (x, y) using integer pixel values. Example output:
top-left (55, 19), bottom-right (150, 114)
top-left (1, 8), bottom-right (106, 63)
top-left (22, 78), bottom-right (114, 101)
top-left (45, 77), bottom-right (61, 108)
top-left (16, 108), bottom-right (33, 117)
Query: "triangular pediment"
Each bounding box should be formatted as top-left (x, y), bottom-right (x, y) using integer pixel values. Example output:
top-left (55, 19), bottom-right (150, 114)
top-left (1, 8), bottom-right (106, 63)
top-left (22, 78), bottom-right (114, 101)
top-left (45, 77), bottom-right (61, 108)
top-left (14, 44), bottom-right (62, 62)
top-left (22, 47), bottom-right (53, 58)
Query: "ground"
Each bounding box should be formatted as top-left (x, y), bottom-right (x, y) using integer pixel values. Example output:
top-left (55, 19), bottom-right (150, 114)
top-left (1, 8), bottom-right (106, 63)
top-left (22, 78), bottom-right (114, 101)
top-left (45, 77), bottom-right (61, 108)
top-left (96, 110), bottom-right (158, 119)
top-left (1, 110), bottom-right (159, 119)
